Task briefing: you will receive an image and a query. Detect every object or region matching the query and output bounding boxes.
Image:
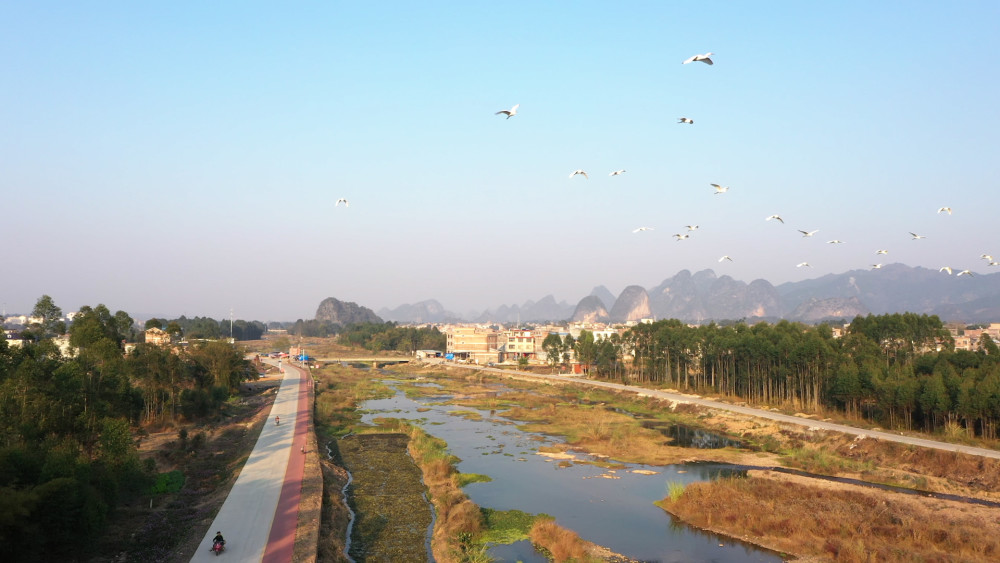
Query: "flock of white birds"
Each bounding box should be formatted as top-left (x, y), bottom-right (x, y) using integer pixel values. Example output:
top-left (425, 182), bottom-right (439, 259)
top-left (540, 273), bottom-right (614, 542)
top-left (335, 51), bottom-right (994, 282)
top-left (486, 50), bottom-right (996, 280)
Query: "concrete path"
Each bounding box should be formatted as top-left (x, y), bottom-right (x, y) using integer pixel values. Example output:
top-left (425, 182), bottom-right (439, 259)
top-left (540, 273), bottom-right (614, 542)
top-left (431, 360), bottom-right (1000, 460)
top-left (190, 361), bottom-right (309, 562)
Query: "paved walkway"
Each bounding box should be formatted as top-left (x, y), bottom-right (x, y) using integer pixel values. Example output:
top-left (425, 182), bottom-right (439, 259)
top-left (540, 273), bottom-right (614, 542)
top-left (190, 361), bottom-right (309, 562)
top-left (431, 360), bottom-right (1000, 460)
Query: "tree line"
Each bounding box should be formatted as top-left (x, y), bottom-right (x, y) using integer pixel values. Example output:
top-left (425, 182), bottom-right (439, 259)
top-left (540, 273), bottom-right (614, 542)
top-left (555, 313), bottom-right (1000, 439)
top-left (338, 322), bottom-right (446, 353)
top-left (281, 319), bottom-right (447, 353)
top-left (143, 315), bottom-right (267, 341)
top-left (0, 296), bottom-right (255, 560)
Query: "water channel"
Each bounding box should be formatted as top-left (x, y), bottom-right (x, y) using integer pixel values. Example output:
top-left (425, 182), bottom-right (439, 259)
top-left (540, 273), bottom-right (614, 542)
top-left (358, 380), bottom-right (785, 562)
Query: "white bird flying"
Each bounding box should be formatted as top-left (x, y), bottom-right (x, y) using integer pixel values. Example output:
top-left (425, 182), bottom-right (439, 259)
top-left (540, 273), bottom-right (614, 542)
top-left (872, 264), bottom-right (883, 269)
top-left (766, 215), bottom-right (784, 223)
top-left (719, 255), bottom-right (733, 262)
top-left (937, 207), bottom-right (952, 215)
top-left (632, 227), bottom-right (654, 233)
top-left (957, 270), bottom-right (975, 277)
top-left (940, 266), bottom-right (953, 275)
top-left (827, 240), bottom-right (845, 244)
top-left (910, 232), bottom-right (927, 240)
top-left (876, 249), bottom-right (889, 255)
top-left (495, 103), bottom-right (519, 119)
top-left (683, 52), bottom-right (714, 65)
top-left (981, 254), bottom-right (994, 261)
top-left (678, 117), bottom-right (694, 124)
top-left (796, 262), bottom-right (811, 268)
top-left (336, 198), bottom-right (349, 207)
top-left (685, 225), bottom-right (699, 231)
top-left (673, 233), bottom-right (690, 241)
top-left (799, 230), bottom-right (819, 237)
top-left (711, 183), bottom-right (729, 194)
top-left (569, 169), bottom-right (589, 179)
top-left (989, 262), bottom-right (999, 267)
top-left (610, 169), bottom-right (626, 176)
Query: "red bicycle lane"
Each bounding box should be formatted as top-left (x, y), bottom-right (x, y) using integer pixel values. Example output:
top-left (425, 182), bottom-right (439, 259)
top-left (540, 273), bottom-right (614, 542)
top-left (262, 363), bottom-right (311, 563)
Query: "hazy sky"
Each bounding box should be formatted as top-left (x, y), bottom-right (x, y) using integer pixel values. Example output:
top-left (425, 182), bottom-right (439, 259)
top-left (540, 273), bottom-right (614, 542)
top-left (3, 1), bottom-right (999, 322)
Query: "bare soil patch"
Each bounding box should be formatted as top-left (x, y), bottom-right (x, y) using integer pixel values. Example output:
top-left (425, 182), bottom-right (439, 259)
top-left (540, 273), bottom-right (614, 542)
top-left (86, 386), bottom-right (278, 563)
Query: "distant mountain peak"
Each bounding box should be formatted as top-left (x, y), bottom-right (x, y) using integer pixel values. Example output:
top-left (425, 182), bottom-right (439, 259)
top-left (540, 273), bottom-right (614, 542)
top-left (315, 298), bottom-right (382, 325)
top-left (375, 263), bottom-right (1000, 325)
top-left (571, 295), bottom-right (610, 323)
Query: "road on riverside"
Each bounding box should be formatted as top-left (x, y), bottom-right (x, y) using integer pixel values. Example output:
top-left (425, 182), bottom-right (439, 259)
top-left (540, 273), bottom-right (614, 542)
top-left (429, 359), bottom-right (1000, 460)
top-left (189, 360), bottom-right (310, 563)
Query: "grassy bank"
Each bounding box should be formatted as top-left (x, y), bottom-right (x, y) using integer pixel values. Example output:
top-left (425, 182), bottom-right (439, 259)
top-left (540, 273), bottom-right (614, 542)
top-left (658, 474), bottom-right (1000, 562)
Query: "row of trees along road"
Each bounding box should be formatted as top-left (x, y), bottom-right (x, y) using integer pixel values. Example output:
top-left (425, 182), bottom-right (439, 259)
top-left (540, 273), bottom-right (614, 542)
top-left (142, 316), bottom-right (266, 341)
top-left (0, 296), bottom-right (256, 561)
top-left (557, 314), bottom-right (1000, 439)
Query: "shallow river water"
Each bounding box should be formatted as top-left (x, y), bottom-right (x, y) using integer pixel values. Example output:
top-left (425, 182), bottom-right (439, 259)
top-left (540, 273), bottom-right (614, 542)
top-left (359, 382), bottom-right (784, 562)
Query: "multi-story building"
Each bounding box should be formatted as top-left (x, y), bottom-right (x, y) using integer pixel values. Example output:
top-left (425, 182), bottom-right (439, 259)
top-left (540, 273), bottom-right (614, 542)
top-left (501, 328), bottom-right (536, 361)
top-left (446, 326), bottom-right (500, 364)
top-left (948, 323), bottom-right (1000, 351)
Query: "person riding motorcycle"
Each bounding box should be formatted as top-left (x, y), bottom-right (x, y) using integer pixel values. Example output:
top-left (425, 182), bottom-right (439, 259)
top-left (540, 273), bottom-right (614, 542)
top-left (275, 415), bottom-right (280, 425)
top-left (213, 531), bottom-right (226, 549)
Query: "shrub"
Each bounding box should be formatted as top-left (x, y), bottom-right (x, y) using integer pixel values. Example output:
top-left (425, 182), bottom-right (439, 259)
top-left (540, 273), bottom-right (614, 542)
top-left (529, 518), bottom-right (588, 562)
top-left (149, 470), bottom-right (186, 495)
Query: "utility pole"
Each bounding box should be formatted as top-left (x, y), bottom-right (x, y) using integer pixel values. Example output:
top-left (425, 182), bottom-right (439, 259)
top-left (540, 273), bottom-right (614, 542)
top-left (230, 307), bottom-right (234, 344)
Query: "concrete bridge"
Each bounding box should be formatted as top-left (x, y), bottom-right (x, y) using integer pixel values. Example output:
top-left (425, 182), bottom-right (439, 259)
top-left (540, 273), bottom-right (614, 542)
top-left (316, 356), bottom-right (413, 365)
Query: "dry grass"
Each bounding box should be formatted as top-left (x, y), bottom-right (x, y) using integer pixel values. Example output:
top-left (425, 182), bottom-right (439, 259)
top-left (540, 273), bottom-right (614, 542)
top-left (498, 395), bottom-right (740, 466)
top-left (395, 421), bottom-right (483, 562)
top-left (528, 518), bottom-right (591, 562)
top-left (659, 475), bottom-right (1000, 562)
top-left (832, 435), bottom-right (1000, 498)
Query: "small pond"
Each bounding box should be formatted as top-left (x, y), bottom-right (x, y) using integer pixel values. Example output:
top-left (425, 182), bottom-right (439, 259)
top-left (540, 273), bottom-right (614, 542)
top-left (641, 420), bottom-right (744, 449)
top-left (358, 382), bottom-right (784, 562)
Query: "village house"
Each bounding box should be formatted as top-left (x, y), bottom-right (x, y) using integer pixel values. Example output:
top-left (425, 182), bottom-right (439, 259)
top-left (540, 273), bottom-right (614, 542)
top-left (500, 328), bottom-right (537, 362)
top-left (144, 327), bottom-right (172, 346)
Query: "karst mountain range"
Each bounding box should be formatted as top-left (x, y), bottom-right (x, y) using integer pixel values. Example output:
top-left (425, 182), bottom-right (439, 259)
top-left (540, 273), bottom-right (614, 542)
top-left (368, 264), bottom-right (1000, 325)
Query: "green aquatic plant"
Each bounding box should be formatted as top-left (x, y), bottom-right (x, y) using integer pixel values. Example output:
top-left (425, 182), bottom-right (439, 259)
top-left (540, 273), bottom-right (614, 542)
top-left (667, 480), bottom-right (686, 502)
top-left (455, 473), bottom-right (493, 487)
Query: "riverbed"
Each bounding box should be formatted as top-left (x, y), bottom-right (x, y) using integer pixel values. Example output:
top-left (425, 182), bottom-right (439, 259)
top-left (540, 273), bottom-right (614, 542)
top-left (358, 380), bottom-right (785, 562)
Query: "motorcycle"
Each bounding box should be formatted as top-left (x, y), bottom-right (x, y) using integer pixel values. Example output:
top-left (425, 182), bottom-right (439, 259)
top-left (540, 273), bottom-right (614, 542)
top-left (212, 540), bottom-right (225, 556)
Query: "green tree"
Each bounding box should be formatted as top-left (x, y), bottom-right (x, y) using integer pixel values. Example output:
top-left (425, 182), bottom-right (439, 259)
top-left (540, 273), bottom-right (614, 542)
top-left (30, 294), bottom-right (65, 338)
top-left (978, 334), bottom-right (999, 357)
top-left (542, 333), bottom-right (564, 372)
top-left (114, 311), bottom-right (136, 343)
top-left (188, 340), bottom-right (252, 392)
top-left (165, 321), bottom-right (183, 338)
top-left (144, 318), bottom-right (164, 330)
top-left (574, 331), bottom-right (596, 375)
top-left (561, 334), bottom-right (575, 365)
top-left (919, 373), bottom-right (950, 432)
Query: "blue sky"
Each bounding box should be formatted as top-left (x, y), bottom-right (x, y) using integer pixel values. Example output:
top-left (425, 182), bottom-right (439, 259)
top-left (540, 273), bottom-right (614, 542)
top-left (3, 1), bottom-right (999, 321)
